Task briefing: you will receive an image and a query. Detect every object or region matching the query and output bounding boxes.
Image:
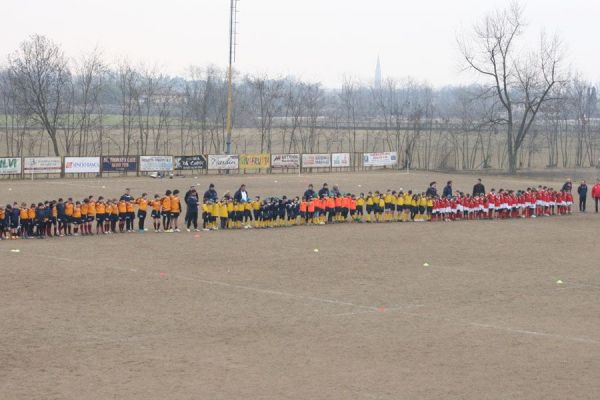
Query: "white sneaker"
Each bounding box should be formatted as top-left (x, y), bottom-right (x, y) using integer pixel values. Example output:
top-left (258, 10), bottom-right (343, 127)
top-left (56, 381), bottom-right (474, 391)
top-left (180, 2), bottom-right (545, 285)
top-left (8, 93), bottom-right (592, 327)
top-left (194, 228), bottom-right (200, 232)
top-left (175, 228), bottom-right (181, 232)
top-left (186, 228), bottom-right (191, 232)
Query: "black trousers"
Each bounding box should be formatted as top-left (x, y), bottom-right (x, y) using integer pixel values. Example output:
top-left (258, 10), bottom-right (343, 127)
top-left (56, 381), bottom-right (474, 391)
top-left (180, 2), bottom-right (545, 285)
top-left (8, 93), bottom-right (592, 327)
top-left (138, 211), bottom-right (146, 230)
top-left (579, 197), bottom-right (586, 212)
top-left (186, 211), bottom-right (198, 229)
top-left (595, 198), bottom-right (599, 213)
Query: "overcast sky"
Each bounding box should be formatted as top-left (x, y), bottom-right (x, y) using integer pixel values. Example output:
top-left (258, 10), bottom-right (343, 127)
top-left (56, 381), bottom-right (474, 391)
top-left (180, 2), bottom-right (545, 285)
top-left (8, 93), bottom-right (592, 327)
top-left (2, 0), bottom-right (598, 87)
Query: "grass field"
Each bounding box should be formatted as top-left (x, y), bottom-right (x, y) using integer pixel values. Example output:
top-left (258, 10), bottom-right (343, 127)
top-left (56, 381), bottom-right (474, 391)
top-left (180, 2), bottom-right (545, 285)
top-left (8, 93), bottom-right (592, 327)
top-left (1, 171), bottom-right (600, 399)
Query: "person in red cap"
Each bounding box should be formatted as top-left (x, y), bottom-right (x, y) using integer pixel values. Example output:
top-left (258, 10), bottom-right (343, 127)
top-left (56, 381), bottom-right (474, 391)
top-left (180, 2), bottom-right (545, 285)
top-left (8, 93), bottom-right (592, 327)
top-left (592, 178), bottom-right (600, 213)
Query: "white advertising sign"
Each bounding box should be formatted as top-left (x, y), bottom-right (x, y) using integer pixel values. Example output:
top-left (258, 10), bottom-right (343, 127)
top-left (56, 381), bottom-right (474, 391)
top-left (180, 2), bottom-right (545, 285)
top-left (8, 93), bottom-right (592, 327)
top-left (23, 157), bottom-right (62, 174)
top-left (363, 152), bottom-right (398, 167)
top-left (139, 156), bottom-right (173, 171)
top-left (0, 157), bottom-right (21, 174)
top-left (271, 154), bottom-right (300, 168)
top-left (301, 154), bottom-right (331, 168)
top-left (331, 153), bottom-right (350, 167)
top-left (64, 157), bottom-right (100, 173)
top-left (208, 154), bottom-right (239, 170)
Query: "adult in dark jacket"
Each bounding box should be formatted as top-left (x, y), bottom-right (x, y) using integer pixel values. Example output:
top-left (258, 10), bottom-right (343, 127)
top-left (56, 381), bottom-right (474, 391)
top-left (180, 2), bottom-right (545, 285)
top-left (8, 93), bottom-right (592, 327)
top-left (472, 179), bottom-right (485, 197)
top-left (184, 185), bottom-right (198, 205)
top-left (185, 193), bottom-right (199, 231)
top-left (318, 183), bottom-right (330, 198)
top-left (203, 184), bottom-right (218, 203)
top-left (234, 184), bottom-right (249, 203)
top-left (561, 179), bottom-right (573, 193)
top-left (303, 184), bottom-right (316, 200)
top-left (442, 181), bottom-right (453, 198)
top-left (425, 182), bottom-right (437, 197)
top-left (577, 180), bottom-right (588, 212)
top-left (331, 185), bottom-right (341, 197)
top-left (185, 188), bottom-right (199, 228)
top-left (120, 188), bottom-right (134, 202)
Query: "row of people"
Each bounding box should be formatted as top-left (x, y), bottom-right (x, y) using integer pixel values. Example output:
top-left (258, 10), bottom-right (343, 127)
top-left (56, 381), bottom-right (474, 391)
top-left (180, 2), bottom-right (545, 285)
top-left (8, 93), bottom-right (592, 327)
top-left (0, 185), bottom-right (572, 239)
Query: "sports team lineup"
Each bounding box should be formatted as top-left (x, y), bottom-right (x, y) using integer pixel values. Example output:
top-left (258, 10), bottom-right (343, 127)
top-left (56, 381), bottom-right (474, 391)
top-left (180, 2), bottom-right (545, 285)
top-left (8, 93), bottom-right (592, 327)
top-left (2, 176), bottom-right (597, 239)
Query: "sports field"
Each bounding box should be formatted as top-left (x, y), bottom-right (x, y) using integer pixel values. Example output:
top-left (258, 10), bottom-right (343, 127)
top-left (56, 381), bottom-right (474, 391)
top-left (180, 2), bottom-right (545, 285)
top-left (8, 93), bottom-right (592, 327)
top-left (2, 171), bottom-right (600, 399)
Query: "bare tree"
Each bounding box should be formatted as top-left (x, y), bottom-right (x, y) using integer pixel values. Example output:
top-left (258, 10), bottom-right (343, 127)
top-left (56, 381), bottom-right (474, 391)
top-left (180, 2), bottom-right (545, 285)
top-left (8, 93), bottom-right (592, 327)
top-left (117, 61), bottom-right (138, 156)
top-left (246, 74), bottom-right (283, 153)
top-left (459, 2), bottom-right (564, 174)
top-left (8, 35), bottom-right (71, 157)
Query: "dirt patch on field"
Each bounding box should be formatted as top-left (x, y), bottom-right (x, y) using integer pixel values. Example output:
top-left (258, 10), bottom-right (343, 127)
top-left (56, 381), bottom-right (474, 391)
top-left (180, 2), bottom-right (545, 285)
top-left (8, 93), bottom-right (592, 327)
top-left (1, 171), bottom-right (599, 400)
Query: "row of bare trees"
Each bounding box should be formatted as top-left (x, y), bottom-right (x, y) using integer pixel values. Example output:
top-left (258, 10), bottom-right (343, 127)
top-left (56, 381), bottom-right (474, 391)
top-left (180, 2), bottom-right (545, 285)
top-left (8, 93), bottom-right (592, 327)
top-left (1, 2), bottom-right (599, 174)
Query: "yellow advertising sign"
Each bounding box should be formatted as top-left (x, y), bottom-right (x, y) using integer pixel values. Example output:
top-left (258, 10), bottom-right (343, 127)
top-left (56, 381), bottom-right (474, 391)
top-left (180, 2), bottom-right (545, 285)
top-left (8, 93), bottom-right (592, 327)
top-left (239, 153), bottom-right (270, 169)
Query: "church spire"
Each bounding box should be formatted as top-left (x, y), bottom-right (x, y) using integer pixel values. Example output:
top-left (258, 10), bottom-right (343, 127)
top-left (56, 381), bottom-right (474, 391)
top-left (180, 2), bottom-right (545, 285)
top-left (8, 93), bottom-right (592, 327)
top-left (374, 56), bottom-right (382, 88)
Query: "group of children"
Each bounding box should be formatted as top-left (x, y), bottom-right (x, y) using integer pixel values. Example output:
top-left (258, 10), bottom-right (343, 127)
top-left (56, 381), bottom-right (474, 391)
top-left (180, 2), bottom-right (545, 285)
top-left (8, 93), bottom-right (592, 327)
top-left (0, 189), bottom-right (185, 239)
top-left (0, 184), bottom-right (573, 239)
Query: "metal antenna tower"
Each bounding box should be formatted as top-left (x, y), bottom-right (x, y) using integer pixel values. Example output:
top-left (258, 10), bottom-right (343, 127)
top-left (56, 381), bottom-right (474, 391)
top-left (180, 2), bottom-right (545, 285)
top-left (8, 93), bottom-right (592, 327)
top-left (225, 0), bottom-right (239, 155)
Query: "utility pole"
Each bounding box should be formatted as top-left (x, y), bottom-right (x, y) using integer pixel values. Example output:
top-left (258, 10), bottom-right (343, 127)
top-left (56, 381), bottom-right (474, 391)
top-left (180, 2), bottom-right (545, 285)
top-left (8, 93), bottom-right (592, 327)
top-left (225, 0), bottom-right (239, 155)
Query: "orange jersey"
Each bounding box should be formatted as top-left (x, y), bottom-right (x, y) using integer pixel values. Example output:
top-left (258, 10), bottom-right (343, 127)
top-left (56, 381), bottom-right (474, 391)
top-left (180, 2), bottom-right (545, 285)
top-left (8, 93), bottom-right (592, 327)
top-left (126, 202), bottom-right (134, 212)
top-left (299, 201), bottom-right (307, 213)
top-left (111, 205), bottom-right (119, 215)
top-left (73, 206), bottom-right (81, 218)
top-left (96, 203), bottom-right (106, 214)
top-left (349, 199), bottom-right (357, 210)
top-left (161, 196), bottom-right (171, 212)
top-left (137, 198), bottom-right (148, 211)
top-left (20, 208), bottom-right (29, 219)
top-left (118, 201), bottom-right (127, 213)
top-left (65, 203), bottom-right (74, 216)
top-left (150, 200), bottom-right (161, 211)
top-left (170, 196), bottom-right (180, 212)
top-left (80, 203), bottom-right (89, 216)
top-left (88, 202), bottom-right (96, 216)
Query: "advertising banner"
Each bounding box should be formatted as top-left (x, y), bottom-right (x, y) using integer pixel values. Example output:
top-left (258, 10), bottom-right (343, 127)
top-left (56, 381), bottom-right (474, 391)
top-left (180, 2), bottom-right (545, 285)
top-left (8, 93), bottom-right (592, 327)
top-left (208, 154), bottom-right (239, 170)
top-left (139, 156), bottom-right (173, 172)
top-left (301, 153), bottom-right (331, 168)
top-left (363, 152), bottom-right (398, 167)
top-left (331, 153), bottom-right (350, 167)
top-left (174, 155), bottom-right (207, 170)
top-left (64, 157), bottom-right (100, 174)
top-left (271, 153), bottom-right (300, 168)
top-left (0, 157), bottom-right (21, 175)
top-left (239, 153), bottom-right (270, 169)
top-left (23, 157), bottom-right (61, 174)
top-left (102, 156), bottom-right (137, 172)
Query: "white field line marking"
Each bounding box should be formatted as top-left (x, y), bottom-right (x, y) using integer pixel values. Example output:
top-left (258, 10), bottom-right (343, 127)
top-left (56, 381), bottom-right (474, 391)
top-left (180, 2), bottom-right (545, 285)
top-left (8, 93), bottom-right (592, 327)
top-left (386, 308), bottom-right (600, 345)
top-left (32, 254), bottom-right (600, 345)
top-left (332, 304), bottom-right (424, 317)
top-left (38, 254), bottom-right (380, 312)
top-left (40, 181), bottom-right (106, 188)
top-left (550, 276), bottom-right (600, 291)
top-left (468, 322), bottom-right (600, 345)
top-left (424, 265), bottom-right (495, 275)
top-left (563, 281), bottom-right (600, 290)
top-left (175, 272), bottom-right (379, 311)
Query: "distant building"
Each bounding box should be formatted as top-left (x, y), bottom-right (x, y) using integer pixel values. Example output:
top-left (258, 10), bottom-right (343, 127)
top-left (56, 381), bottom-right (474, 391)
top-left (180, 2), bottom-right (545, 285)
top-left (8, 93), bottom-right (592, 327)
top-left (374, 56), bottom-right (382, 89)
